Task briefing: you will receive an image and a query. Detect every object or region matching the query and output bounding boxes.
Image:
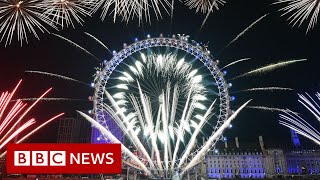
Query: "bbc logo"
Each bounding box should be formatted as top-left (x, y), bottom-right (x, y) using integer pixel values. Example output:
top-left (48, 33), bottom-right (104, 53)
top-left (14, 151), bottom-right (66, 166)
top-left (7, 143), bottom-right (121, 174)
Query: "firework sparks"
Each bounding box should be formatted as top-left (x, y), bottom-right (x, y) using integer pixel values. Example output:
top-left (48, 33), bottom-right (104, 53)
top-left (0, 80), bottom-right (64, 154)
top-left (78, 110), bottom-right (153, 176)
top-left (185, 0), bottom-right (225, 14)
top-left (221, 58), bottom-right (251, 70)
top-left (16, 112), bottom-right (64, 144)
top-left (246, 106), bottom-right (291, 113)
top-left (237, 87), bottom-right (294, 92)
top-left (274, 0), bottom-right (320, 32)
top-left (25, 70), bottom-right (89, 86)
top-left (89, 0), bottom-right (172, 23)
top-left (40, 0), bottom-right (93, 29)
top-left (84, 32), bottom-right (112, 54)
top-left (182, 100), bottom-right (251, 174)
top-left (280, 110), bottom-right (320, 145)
top-left (200, 0), bottom-right (226, 28)
top-left (0, 0), bottom-right (56, 46)
top-left (51, 33), bottom-right (101, 62)
top-left (280, 92), bottom-right (320, 145)
top-left (233, 59), bottom-right (307, 79)
top-left (223, 14), bottom-right (268, 50)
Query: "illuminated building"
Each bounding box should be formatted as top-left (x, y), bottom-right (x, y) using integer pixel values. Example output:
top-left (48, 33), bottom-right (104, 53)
top-left (205, 134), bottom-right (320, 179)
top-left (91, 112), bottom-right (123, 144)
top-left (291, 129), bottom-right (301, 147)
top-left (264, 149), bottom-right (287, 178)
top-left (206, 136), bottom-right (265, 179)
top-left (286, 150), bottom-right (320, 175)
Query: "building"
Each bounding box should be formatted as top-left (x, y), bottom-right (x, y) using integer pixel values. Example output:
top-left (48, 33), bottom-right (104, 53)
top-left (207, 151), bottom-right (265, 179)
top-left (206, 137), bottom-right (265, 179)
top-left (264, 148), bottom-right (287, 178)
top-left (57, 113), bottom-right (91, 143)
top-left (286, 150), bottom-right (320, 175)
top-left (91, 112), bottom-right (124, 144)
top-left (291, 129), bottom-right (301, 147)
top-left (204, 133), bottom-right (320, 179)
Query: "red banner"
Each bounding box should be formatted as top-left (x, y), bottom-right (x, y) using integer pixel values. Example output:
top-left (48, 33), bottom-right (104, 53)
top-left (6, 143), bottom-right (121, 174)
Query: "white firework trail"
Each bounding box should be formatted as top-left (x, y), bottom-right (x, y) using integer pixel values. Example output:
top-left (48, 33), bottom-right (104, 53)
top-left (103, 89), bottom-right (158, 171)
top-left (280, 110), bottom-right (320, 145)
top-left (40, 0), bottom-right (93, 29)
top-left (178, 99), bottom-right (216, 168)
top-left (78, 111), bottom-right (153, 176)
top-left (298, 93), bottom-right (320, 120)
top-left (84, 32), bottom-right (112, 54)
top-left (246, 106), bottom-right (292, 113)
top-left (170, 0), bottom-right (174, 24)
top-left (237, 87), bottom-right (294, 92)
top-left (280, 92), bottom-right (320, 145)
top-left (182, 100), bottom-right (251, 174)
top-left (25, 70), bottom-right (89, 86)
top-left (274, 0), bottom-right (320, 32)
top-left (200, 0), bottom-right (225, 29)
top-left (0, 0), bottom-right (56, 46)
top-left (51, 33), bottom-right (101, 62)
top-left (233, 59), bottom-right (307, 79)
top-left (171, 83), bottom-right (194, 170)
top-left (224, 14), bottom-right (268, 50)
top-left (221, 58), bottom-right (251, 70)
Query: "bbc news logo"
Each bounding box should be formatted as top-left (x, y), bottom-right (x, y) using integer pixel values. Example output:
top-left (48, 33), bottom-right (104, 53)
top-left (13, 151), bottom-right (114, 166)
top-left (7, 144), bottom-right (121, 174)
top-left (14, 151), bottom-right (67, 166)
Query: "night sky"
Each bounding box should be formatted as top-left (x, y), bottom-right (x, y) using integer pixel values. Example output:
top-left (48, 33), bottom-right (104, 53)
top-left (0, 0), bottom-right (319, 147)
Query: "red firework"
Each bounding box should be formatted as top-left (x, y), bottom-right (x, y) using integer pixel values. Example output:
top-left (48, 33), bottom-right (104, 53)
top-left (0, 80), bottom-right (64, 156)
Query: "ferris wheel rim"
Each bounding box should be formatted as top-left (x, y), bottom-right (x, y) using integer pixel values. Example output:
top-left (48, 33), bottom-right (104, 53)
top-left (92, 34), bottom-right (231, 167)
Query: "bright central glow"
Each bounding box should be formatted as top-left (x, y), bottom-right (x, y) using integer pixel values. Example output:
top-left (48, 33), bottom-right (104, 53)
top-left (111, 53), bottom-right (207, 143)
top-left (94, 52), bottom-right (230, 177)
top-left (16, 1), bottom-right (22, 8)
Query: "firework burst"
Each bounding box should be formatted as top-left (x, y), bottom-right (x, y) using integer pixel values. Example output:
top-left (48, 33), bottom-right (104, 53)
top-left (88, 0), bottom-right (172, 23)
top-left (0, 80), bottom-right (64, 155)
top-left (184, 0), bottom-right (225, 14)
top-left (40, 0), bottom-right (93, 29)
top-left (280, 92), bottom-right (320, 145)
top-left (103, 53), bottom-right (209, 172)
top-left (274, 0), bottom-right (320, 32)
top-left (0, 0), bottom-right (56, 46)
